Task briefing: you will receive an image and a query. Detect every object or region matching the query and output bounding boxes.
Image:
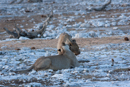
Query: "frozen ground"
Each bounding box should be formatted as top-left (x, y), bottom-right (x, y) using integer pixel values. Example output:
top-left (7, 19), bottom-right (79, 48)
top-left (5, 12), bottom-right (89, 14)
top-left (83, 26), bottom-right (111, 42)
top-left (0, 43), bottom-right (130, 86)
top-left (0, 0), bottom-right (130, 40)
top-left (0, 0), bottom-right (130, 87)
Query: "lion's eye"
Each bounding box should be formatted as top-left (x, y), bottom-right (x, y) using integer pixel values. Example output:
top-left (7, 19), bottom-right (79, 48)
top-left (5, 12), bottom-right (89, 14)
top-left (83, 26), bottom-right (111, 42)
top-left (62, 42), bottom-right (65, 46)
top-left (72, 39), bottom-right (76, 42)
top-left (69, 43), bottom-right (72, 46)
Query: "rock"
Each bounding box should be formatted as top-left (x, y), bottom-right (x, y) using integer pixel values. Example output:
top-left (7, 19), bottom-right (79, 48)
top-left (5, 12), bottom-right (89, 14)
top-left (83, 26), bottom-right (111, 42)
top-left (31, 47), bottom-right (36, 49)
top-left (15, 48), bottom-right (21, 50)
top-left (124, 37), bottom-right (129, 41)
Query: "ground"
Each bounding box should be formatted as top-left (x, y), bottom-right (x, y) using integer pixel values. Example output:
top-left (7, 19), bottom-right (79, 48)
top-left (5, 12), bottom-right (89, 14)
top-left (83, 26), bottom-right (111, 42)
top-left (0, 0), bottom-right (130, 87)
top-left (0, 36), bottom-right (130, 51)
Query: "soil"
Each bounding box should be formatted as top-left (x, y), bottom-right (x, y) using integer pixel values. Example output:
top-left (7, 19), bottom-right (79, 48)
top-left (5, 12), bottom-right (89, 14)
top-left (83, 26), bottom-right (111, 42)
top-left (0, 35), bottom-right (130, 51)
top-left (0, 5), bottom-right (130, 51)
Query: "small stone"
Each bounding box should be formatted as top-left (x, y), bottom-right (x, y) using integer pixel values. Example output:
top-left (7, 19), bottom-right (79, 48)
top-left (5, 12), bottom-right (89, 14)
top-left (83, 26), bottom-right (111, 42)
top-left (15, 48), bottom-right (21, 50)
top-left (124, 37), bottom-right (129, 41)
top-left (41, 15), bottom-right (46, 18)
top-left (25, 10), bottom-right (31, 13)
top-left (31, 47), bottom-right (35, 49)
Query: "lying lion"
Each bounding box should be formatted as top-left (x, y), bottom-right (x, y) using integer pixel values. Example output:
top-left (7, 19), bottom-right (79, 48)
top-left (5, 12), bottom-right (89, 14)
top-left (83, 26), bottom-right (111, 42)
top-left (13, 43), bottom-right (79, 73)
top-left (57, 33), bottom-right (80, 55)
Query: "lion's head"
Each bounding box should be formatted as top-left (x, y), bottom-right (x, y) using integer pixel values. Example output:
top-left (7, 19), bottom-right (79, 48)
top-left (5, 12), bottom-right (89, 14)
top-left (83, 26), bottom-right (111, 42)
top-left (57, 33), bottom-right (80, 55)
top-left (69, 39), bottom-right (80, 55)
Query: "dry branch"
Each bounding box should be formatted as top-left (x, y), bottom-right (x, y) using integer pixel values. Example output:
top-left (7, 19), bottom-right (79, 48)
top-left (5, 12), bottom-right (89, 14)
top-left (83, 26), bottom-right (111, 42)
top-left (78, 59), bottom-right (90, 63)
top-left (87, 0), bottom-right (111, 11)
top-left (10, 0), bottom-right (24, 4)
top-left (3, 27), bottom-right (19, 38)
top-left (3, 11), bottom-right (53, 39)
top-left (111, 58), bottom-right (114, 66)
top-left (110, 67), bottom-right (130, 74)
top-left (28, 0), bottom-right (42, 3)
top-left (37, 12), bottom-right (53, 36)
top-left (10, 0), bottom-right (42, 4)
top-left (10, 0), bottom-right (16, 4)
top-left (17, 0), bottom-right (24, 4)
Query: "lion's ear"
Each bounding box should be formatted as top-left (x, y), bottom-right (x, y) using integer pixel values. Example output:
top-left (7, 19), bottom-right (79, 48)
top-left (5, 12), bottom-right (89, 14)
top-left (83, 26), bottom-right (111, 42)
top-left (72, 39), bottom-right (76, 43)
top-left (58, 48), bottom-right (64, 55)
top-left (57, 49), bottom-right (61, 52)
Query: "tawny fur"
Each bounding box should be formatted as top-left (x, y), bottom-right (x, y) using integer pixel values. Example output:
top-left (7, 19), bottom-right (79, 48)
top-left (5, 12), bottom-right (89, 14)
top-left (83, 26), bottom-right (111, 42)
top-left (14, 44), bottom-right (79, 73)
top-left (57, 33), bottom-right (80, 55)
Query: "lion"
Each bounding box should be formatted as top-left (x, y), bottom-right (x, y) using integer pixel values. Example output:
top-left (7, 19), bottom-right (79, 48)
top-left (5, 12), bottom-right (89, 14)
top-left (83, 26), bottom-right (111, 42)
top-left (13, 43), bottom-right (79, 73)
top-left (57, 33), bottom-right (80, 55)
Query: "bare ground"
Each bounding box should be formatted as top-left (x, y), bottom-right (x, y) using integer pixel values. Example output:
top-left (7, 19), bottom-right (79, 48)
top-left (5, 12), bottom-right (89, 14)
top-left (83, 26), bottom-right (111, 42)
top-left (0, 35), bottom-right (130, 51)
top-left (0, 5), bottom-right (130, 50)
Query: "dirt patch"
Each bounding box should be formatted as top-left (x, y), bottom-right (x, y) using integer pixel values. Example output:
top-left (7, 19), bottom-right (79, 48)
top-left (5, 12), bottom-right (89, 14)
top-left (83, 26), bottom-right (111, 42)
top-left (0, 36), bottom-right (130, 50)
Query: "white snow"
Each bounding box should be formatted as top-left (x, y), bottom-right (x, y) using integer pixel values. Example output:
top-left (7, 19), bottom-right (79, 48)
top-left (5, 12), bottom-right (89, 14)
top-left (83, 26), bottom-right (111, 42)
top-left (0, 43), bottom-right (130, 86)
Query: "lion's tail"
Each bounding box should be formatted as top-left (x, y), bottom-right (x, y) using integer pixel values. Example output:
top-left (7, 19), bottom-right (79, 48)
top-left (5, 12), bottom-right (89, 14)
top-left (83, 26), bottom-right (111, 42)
top-left (11, 65), bottom-right (34, 73)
